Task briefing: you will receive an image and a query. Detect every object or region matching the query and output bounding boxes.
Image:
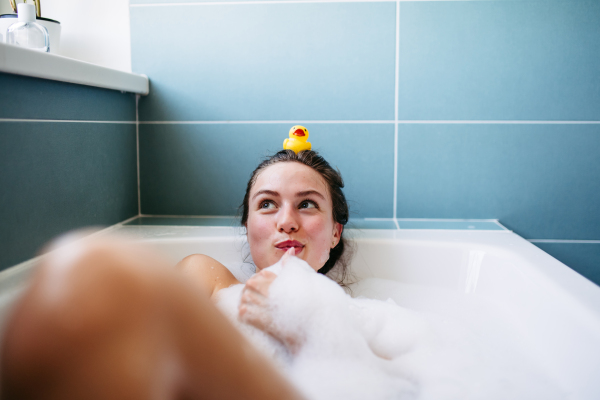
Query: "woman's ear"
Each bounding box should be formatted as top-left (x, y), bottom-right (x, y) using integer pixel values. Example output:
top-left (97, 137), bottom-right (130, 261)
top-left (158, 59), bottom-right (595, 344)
top-left (331, 223), bottom-right (343, 248)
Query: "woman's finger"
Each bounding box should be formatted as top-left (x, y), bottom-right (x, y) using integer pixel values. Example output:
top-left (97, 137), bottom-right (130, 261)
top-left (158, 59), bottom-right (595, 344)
top-left (240, 287), bottom-right (267, 307)
top-left (245, 271), bottom-right (276, 296)
top-left (281, 246), bottom-right (295, 267)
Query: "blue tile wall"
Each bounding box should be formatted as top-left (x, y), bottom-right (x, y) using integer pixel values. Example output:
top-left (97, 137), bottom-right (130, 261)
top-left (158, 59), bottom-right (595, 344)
top-left (0, 73), bottom-right (138, 271)
top-left (396, 123), bottom-right (600, 240)
top-left (131, 2), bottom-right (396, 121)
top-left (130, 0), bottom-right (600, 284)
top-left (398, 1), bottom-right (600, 121)
top-left (0, 73), bottom-right (136, 121)
top-left (139, 123), bottom-right (394, 217)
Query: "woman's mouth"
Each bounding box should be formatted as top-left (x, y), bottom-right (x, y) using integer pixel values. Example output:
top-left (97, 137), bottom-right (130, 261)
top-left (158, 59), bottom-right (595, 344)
top-left (275, 240), bottom-right (304, 255)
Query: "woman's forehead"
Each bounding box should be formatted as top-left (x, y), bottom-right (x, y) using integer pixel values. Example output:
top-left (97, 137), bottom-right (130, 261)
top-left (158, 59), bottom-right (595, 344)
top-left (251, 162), bottom-right (329, 198)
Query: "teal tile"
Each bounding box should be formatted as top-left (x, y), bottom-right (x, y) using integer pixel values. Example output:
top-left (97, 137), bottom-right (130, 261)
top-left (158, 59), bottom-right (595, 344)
top-left (533, 242), bottom-right (600, 286)
top-left (131, 2), bottom-right (396, 121)
top-left (131, 0), bottom-right (300, 3)
top-left (396, 123), bottom-right (600, 240)
top-left (0, 73), bottom-right (136, 121)
top-left (126, 216), bottom-right (240, 227)
top-left (347, 219), bottom-right (397, 230)
top-left (139, 123), bottom-right (394, 218)
top-left (131, 0), bottom-right (551, 3)
top-left (397, 220), bottom-right (504, 231)
top-left (0, 122), bottom-right (138, 271)
top-left (399, 1), bottom-right (600, 120)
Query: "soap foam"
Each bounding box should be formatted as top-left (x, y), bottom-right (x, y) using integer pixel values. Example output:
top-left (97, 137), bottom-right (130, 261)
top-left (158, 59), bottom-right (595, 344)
top-left (216, 256), bottom-right (565, 400)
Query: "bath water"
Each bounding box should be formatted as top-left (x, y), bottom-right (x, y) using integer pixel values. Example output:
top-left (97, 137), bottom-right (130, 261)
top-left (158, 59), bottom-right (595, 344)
top-left (216, 256), bottom-right (564, 400)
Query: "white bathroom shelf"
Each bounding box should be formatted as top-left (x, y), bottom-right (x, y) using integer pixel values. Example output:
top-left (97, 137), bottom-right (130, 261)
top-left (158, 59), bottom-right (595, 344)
top-left (0, 42), bottom-right (148, 95)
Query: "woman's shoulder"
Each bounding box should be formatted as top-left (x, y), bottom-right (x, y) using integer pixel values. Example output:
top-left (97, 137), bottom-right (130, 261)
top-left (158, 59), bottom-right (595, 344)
top-left (176, 254), bottom-right (240, 298)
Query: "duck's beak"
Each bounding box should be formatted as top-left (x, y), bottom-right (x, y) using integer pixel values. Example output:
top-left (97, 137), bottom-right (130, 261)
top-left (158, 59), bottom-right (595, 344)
top-left (293, 129), bottom-right (305, 137)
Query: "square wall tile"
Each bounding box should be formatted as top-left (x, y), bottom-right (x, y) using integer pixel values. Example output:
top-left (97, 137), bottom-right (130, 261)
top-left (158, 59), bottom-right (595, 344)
top-left (139, 123), bottom-right (394, 217)
top-left (131, 2), bottom-right (396, 121)
top-left (398, 1), bottom-right (600, 120)
top-left (0, 73), bottom-right (136, 121)
top-left (396, 123), bottom-right (600, 240)
top-left (0, 122), bottom-right (138, 270)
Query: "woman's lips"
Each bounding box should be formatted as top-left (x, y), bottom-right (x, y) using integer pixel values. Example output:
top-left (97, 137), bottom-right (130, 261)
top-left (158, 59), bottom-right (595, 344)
top-left (275, 240), bottom-right (304, 255)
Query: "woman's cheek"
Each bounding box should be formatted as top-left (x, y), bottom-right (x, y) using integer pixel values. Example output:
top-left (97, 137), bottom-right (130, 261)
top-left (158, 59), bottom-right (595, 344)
top-left (306, 218), bottom-right (333, 269)
top-left (248, 216), bottom-right (275, 270)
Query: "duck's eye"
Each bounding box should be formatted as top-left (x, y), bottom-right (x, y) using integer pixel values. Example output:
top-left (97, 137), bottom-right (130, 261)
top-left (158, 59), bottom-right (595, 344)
top-left (260, 201), bottom-right (276, 209)
top-left (299, 200), bottom-right (317, 209)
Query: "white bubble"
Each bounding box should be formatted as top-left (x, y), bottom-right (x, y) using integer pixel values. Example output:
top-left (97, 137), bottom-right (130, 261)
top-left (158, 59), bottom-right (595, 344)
top-left (216, 257), bottom-right (564, 400)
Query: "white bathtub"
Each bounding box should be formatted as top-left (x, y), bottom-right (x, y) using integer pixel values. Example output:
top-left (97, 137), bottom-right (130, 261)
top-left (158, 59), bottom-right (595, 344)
top-left (1, 224), bottom-right (599, 398)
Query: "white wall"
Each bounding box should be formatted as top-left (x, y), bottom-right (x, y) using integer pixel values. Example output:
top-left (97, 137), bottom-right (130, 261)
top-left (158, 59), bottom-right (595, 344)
top-left (1, 0), bottom-right (131, 72)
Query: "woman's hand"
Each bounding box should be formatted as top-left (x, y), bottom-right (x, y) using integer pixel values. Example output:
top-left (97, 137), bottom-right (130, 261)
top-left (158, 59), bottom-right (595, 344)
top-left (239, 269), bottom-right (278, 333)
top-left (239, 248), bottom-right (302, 353)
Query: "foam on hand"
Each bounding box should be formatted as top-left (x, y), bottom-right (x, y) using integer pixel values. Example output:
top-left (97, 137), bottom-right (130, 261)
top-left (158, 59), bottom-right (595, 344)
top-left (216, 256), bottom-right (564, 400)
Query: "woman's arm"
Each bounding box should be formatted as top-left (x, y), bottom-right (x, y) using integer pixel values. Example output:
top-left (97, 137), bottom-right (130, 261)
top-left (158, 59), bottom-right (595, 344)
top-left (175, 254), bottom-right (240, 299)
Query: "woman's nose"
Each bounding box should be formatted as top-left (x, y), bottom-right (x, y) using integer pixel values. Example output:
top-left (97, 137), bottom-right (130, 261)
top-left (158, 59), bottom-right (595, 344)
top-left (277, 205), bottom-right (299, 233)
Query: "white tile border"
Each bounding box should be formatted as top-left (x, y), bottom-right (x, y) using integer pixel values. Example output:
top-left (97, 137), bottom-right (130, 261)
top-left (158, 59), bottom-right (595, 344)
top-left (397, 120), bottom-right (600, 124)
top-left (131, 0), bottom-right (397, 7)
top-left (529, 239), bottom-right (600, 244)
top-left (130, 0), bottom-right (520, 4)
top-left (0, 43), bottom-right (149, 95)
top-left (136, 95), bottom-right (142, 216)
top-left (136, 120), bottom-right (600, 125)
top-left (139, 120), bottom-right (395, 124)
top-left (0, 118), bottom-right (136, 124)
top-left (393, 0), bottom-right (400, 220)
top-left (138, 214), bottom-right (240, 219)
top-left (130, 0), bottom-right (489, 6)
top-left (396, 218), bottom-right (499, 222)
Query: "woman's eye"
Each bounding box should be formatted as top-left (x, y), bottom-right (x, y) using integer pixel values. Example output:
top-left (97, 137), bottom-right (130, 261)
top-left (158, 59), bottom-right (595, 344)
top-left (260, 201), bottom-right (276, 210)
top-left (299, 200), bottom-right (317, 209)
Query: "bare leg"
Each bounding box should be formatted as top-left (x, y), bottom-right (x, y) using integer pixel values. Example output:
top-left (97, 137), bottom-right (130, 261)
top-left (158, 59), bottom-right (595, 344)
top-left (1, 237), bottom-right (304, 400)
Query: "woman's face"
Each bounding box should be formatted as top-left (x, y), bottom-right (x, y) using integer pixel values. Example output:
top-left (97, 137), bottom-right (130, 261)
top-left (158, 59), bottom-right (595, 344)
top-left (246, 162), bottom-right (343, 272)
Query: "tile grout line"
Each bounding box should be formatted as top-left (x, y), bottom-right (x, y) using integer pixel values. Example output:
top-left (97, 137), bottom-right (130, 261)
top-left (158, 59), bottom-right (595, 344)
top-left (131, 0), bottom-right (398, 7)
top-left (136, 95), bottom-right (142, 216)
top-left (529, 239), bottom-right (600, 244)
top-left (393, 0), bottom-right (399, 221)
top-left (139, 214), bottom-right (239, 218)
top-left (0, 118), bottom-right (137, 124)
top-left (135, 120), bottom-right (600, 125)
top-left (2, 119), bottom-right (599, 125)
top-left (397, 120), bottom-right (600, 124)
top-left (397, 218), bottom-right (501, 222)
top-left (139, 120), bottom-right (395, 124)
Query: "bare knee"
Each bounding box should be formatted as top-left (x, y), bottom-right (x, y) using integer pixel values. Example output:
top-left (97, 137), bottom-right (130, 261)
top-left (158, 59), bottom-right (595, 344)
top-left (27, 239), bottom-right (159, 334)
top-left (0, 238), bottom-right (167, 398)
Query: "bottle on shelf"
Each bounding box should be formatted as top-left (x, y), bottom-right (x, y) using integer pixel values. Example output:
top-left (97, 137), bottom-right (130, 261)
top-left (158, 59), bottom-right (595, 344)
top-left (6, 2), bottom-right (50, 52)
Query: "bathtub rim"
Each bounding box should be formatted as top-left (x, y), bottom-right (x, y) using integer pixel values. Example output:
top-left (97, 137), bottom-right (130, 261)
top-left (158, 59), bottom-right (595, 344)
top-left (1, 225), bottom-right (599, 320)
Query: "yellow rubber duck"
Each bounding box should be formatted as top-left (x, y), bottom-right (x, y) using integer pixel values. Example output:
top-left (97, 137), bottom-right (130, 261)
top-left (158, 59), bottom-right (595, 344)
top-left (283, 125), bottom-right (311, 154)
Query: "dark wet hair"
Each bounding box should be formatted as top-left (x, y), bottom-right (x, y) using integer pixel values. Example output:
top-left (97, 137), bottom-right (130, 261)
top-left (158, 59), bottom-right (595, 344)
top-left (241, 150), bottom-right (351, 282)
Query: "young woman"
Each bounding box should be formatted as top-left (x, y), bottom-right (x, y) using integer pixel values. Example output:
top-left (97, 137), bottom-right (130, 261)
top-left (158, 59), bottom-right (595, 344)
top-left (0, 150), bottom-right (350, 400)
